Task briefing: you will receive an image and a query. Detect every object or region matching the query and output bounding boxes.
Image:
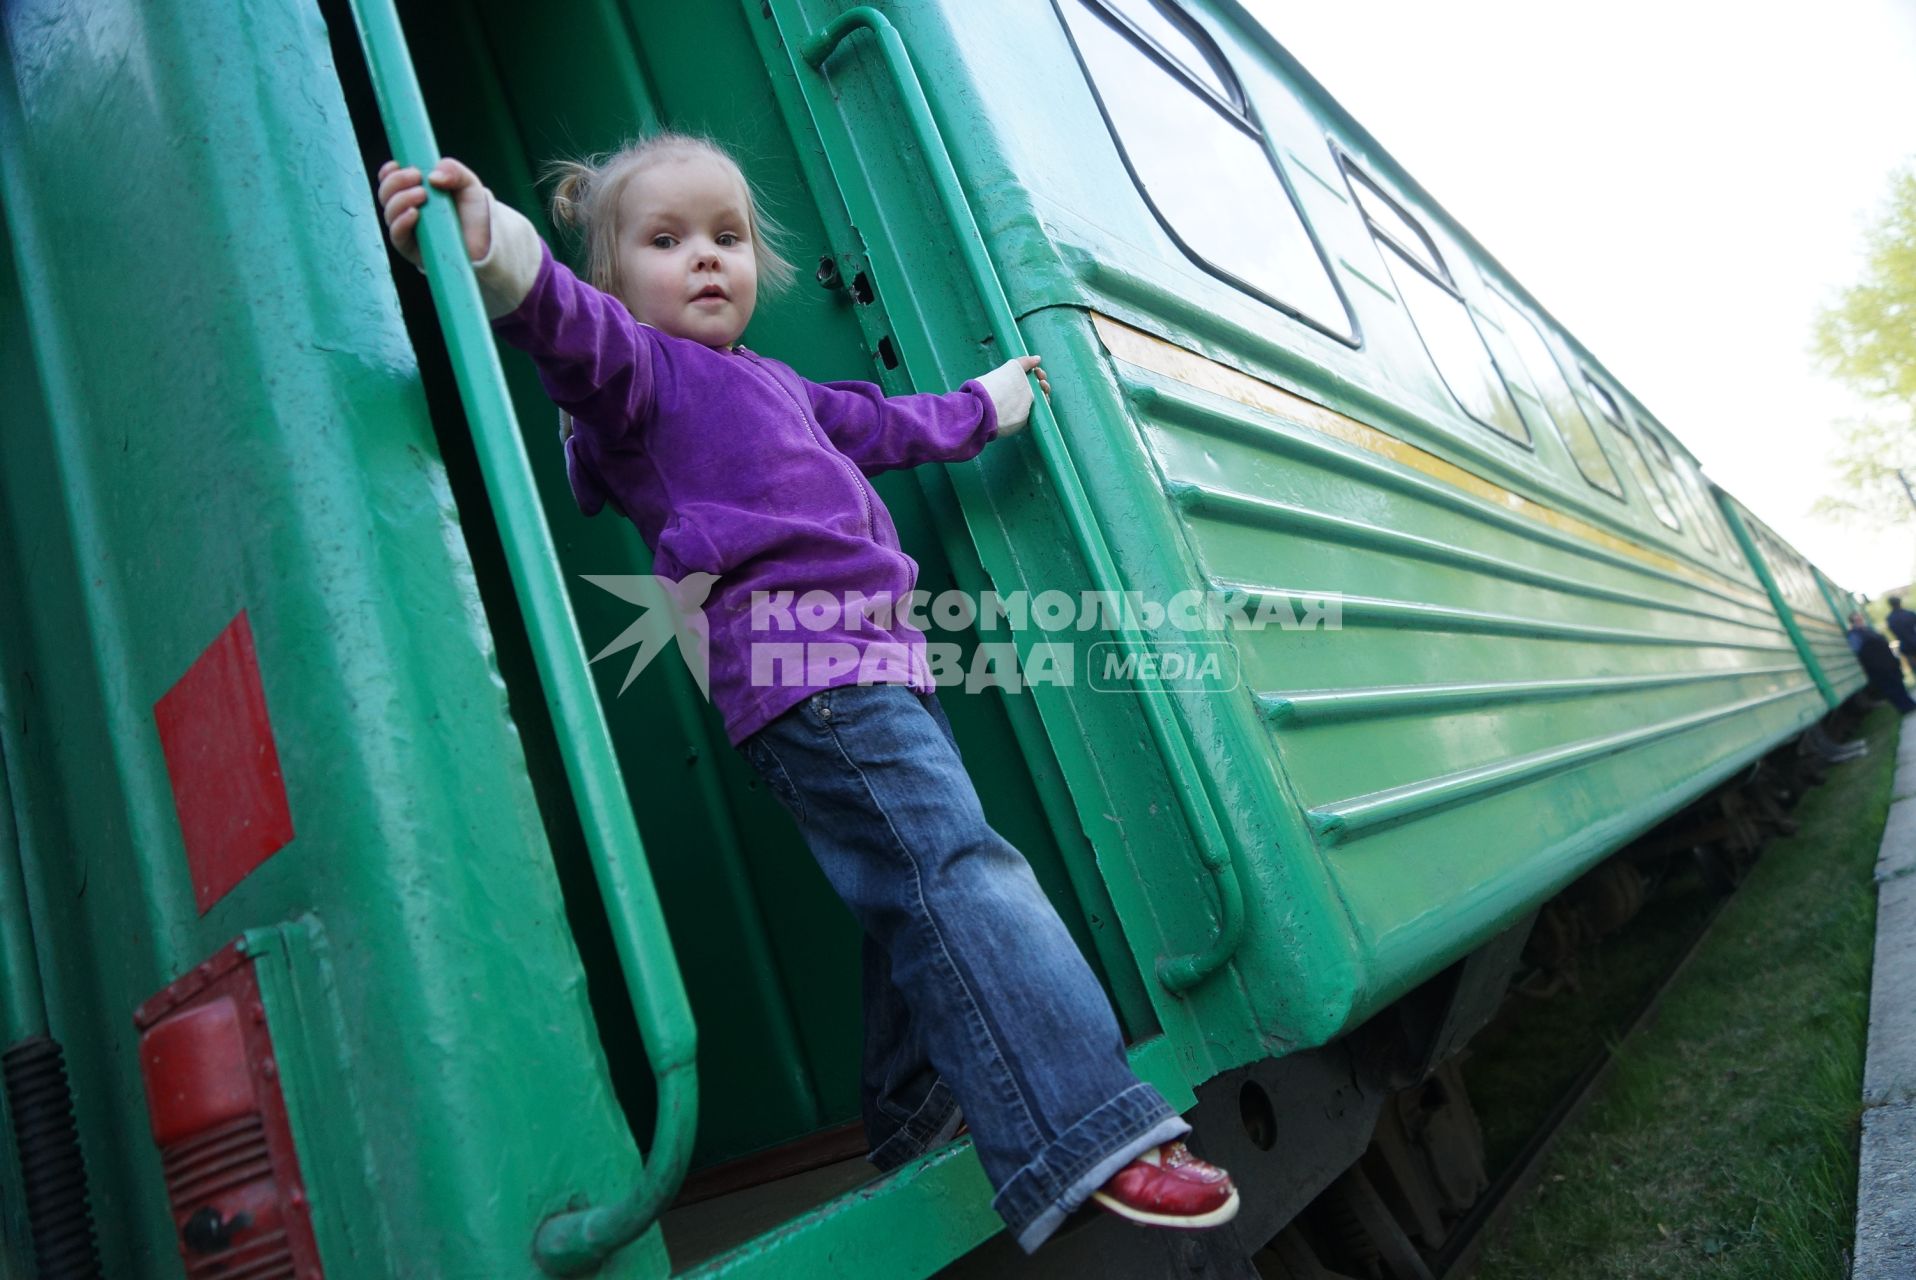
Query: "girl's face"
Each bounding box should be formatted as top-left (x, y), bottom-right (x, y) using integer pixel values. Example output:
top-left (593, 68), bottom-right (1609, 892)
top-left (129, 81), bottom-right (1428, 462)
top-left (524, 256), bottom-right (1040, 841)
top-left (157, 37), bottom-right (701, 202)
top-left (615, 152), bottom-right (760, 349)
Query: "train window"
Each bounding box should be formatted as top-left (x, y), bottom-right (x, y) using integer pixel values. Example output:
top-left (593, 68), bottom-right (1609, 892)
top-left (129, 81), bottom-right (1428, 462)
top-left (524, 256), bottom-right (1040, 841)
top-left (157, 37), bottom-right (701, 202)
top-left (1340, 158), bottom-right (1529, 446)
top-left (1481, 284), bottom-right (1625, 498)
top-left (1058, 0), bottom-right (1354, 341)
top-left (1756, 523), bottom-right (1820, 612)
top-left (1641, 426), bottom-right (1719, 553)
top-left (1677, 451), bottom-right (1742, 566)
top-left (1345, 168), bottom-right (1444, 281)
top-left (1094, 0), bottom-right (1238, 107)
top-left (1583, 375), bottom-right (1680, 530)
top-left (1623, 429), bottom-right (1681, 530)
top-left (1694, 472), bottom-right (1745, 567)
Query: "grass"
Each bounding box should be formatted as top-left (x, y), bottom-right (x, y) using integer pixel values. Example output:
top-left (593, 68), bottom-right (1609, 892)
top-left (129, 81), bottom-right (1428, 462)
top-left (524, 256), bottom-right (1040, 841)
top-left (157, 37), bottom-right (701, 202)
top-left (1464, 861), bottom-right (1719, 1176)
top-left (1475, 707), bottom-right (1898, 1280)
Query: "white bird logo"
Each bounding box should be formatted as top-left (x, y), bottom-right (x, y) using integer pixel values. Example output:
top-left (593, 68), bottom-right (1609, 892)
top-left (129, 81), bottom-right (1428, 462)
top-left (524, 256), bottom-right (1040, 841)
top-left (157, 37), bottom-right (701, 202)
top-left (579, 572), bottom-right (720, 700)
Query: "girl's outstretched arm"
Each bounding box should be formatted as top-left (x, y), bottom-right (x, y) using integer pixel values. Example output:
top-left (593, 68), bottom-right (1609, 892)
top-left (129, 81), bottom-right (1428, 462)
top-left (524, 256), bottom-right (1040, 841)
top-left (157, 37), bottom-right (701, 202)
top-left (375, 156), bottom-right (656, 439)
top-left (807, 355), bottom-right (1047, 477)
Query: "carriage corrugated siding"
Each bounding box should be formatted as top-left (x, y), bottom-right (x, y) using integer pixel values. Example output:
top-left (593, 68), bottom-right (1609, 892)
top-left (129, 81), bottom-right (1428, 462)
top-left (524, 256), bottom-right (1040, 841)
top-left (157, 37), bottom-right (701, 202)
top-left (1071, 316), bottom-right (1823, 1027)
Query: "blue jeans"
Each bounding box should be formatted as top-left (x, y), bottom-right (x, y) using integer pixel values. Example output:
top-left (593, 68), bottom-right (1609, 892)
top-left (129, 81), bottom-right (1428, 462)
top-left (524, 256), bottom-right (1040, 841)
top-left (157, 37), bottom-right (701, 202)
top-left (738, 683), bottom-right (1188, 1251)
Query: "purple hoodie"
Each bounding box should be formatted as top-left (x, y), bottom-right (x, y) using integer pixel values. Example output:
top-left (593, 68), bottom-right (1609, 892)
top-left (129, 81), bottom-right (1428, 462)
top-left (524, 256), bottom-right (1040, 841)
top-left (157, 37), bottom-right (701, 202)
top-left (492, 246), bottom-right (999, 745)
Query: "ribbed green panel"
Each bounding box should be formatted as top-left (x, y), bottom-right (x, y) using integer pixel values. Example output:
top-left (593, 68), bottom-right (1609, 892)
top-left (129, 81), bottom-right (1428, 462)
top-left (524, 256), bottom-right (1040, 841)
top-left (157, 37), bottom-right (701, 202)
top-left (1109, 356), bottom-right (1822, 1013)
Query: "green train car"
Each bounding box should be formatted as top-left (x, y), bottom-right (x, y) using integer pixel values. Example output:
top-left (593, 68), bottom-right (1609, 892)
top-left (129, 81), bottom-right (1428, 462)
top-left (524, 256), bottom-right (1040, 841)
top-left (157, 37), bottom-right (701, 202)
top-left (0, 0), bottom-right (1870, 1275)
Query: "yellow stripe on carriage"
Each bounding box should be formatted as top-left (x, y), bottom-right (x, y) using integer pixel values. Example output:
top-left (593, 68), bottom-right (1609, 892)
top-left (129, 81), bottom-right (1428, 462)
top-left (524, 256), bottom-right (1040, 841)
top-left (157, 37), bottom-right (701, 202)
top-left (1090, 313), bottom-right (1734, 594)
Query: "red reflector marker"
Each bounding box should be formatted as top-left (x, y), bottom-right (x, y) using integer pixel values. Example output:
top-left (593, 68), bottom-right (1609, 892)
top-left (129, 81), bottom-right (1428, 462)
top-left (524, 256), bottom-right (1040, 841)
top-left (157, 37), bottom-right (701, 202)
top-left (154, 610), bottom-right (295, 914)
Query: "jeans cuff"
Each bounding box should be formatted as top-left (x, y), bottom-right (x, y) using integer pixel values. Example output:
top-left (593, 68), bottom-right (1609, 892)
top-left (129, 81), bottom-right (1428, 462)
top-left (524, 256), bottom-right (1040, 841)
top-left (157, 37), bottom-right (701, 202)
top-left (991, 1083), bottom-right (1191, 1253)
top-left (866, 1077), bottom-right (960, 1172)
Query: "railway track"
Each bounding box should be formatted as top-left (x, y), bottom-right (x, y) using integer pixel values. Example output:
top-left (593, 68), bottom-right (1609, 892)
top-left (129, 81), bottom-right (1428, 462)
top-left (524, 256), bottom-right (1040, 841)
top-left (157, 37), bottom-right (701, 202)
top-left (1431, 894), bottom-right (1732, 1279)
top-left (1259, 839), bottom-right (1768, 1280)
top-left (1258, 724), bottom-right (1867, 1280)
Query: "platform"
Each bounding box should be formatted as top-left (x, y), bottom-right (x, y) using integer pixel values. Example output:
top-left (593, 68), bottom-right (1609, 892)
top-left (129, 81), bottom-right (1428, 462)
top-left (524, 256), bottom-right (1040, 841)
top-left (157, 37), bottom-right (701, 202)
top-left (1855, 720), bottom-right (1916, 1277)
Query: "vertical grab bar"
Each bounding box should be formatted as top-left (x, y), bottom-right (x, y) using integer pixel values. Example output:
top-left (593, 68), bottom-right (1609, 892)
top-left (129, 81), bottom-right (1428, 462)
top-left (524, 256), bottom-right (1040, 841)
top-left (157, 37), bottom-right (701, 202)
top-left (342, 1), bottom-right (696, 1272)
top-left (800, 9), bottom-right (1247, 994)
top-left (1715, 493), bottom-right (1840, 710)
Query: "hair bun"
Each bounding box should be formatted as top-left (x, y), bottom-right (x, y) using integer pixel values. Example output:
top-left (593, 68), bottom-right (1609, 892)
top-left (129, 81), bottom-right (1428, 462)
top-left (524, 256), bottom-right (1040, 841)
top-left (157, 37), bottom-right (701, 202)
top-left (548, 160), bottom-right (594, 230)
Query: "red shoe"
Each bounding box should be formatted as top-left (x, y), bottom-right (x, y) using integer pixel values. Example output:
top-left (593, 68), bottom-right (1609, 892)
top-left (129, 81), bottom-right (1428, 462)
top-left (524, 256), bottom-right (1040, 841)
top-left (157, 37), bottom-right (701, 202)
top-left (1091, 1141), bottom-right (1240, 1229)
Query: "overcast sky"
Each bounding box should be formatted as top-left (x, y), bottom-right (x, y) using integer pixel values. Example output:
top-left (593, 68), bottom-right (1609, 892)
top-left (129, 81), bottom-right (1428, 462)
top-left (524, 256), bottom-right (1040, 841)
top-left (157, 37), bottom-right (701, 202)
top-left (1240, 0), bottom-right (1916, 595)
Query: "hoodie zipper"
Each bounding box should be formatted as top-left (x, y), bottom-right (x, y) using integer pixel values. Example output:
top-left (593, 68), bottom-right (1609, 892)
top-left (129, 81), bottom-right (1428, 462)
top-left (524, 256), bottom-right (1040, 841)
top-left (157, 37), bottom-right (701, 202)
top-left (738, 349), bottom-right (876, 542)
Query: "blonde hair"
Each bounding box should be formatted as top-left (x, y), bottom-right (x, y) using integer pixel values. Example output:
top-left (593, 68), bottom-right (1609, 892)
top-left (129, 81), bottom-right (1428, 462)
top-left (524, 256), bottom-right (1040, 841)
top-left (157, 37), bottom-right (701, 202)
top-left (545, 131), bottom-right (796, 301)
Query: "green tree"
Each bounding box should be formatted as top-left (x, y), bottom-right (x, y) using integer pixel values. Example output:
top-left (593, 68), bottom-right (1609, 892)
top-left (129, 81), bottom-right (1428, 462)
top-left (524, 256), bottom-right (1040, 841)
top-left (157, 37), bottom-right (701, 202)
top-left (1814, 166), bottom-right (1916, 525)
top-left (1811, 411), bottom-right (1916, 523)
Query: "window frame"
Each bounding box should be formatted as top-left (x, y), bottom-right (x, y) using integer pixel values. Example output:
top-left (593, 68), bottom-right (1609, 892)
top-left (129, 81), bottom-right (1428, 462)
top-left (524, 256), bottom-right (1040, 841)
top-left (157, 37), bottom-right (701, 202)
top-left (1699, 472), bottom-right (1746, 569)
top-left (1088, 0), bottom-right (1246, 115)
top-left (1054, 0), bottom-right (1359, 346)
top-left (1581, 372), bottom-right (1682, 531)
top-left (1336, 150), bottom-right (1532, 449)
top-left (1480, 279), bottom-right (1627, 501)
top-left (1643, 418), bottom-right (1748, 565)
top-left (1636, 419), bottom-right (1722, 555)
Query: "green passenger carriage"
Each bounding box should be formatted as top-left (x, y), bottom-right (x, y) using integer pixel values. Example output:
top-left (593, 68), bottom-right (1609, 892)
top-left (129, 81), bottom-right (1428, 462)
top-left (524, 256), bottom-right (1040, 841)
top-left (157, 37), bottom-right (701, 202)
top-left (0, 0), bottom-right (1867, 1274)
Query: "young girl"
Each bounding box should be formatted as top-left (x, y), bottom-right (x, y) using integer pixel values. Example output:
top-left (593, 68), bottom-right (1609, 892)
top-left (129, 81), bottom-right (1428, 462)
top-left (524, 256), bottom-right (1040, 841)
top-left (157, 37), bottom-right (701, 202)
top-left (376, 133), bottom-right (1238, 1252)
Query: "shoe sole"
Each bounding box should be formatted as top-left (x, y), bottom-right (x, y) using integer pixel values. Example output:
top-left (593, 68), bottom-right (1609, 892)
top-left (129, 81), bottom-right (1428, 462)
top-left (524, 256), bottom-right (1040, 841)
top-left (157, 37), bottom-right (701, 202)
top-left (1089, 1185), bottom-right (1240, 1230)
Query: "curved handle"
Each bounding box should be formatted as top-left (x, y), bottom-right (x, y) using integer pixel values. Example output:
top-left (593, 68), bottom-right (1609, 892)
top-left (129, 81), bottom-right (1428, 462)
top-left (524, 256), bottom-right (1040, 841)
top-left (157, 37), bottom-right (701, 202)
top-left (801, 8), bottom-right (1246, 993)
top-left (341, 1), bottom-right (696, 1272)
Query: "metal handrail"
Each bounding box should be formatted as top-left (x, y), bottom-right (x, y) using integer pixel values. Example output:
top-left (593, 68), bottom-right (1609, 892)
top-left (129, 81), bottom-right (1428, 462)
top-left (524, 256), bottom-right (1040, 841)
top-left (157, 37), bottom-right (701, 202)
top-left (343, 1), bottom-right (697, 1272)
top-left (1810, 565), bottom-right (1854, 634)
top-left (800, 8), bottom-right (1246, 993)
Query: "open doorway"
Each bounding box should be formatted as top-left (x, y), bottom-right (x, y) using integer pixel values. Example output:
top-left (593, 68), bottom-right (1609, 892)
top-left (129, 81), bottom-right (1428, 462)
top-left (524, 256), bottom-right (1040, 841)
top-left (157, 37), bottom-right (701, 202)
top-left (314, 0), bottom-right (1123, 1249)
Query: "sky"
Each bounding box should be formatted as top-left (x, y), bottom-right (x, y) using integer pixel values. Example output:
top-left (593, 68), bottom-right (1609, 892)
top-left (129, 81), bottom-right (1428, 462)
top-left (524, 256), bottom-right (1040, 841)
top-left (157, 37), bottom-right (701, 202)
top-left (1240, 0), bottom-right (1916, 595)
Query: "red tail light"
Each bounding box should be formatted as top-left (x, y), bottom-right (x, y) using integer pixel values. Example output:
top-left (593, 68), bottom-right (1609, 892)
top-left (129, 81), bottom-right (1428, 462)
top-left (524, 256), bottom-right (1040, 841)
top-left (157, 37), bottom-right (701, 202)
top-left (135, 940), bottom-right (322, 1279)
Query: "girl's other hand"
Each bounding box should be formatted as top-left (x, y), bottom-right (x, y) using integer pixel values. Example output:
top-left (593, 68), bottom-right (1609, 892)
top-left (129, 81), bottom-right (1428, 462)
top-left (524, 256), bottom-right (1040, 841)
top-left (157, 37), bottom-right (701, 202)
top-left (376, 157), bottom-right (493, 268)
top-left (977, 354), bottom-right (1048, 439)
